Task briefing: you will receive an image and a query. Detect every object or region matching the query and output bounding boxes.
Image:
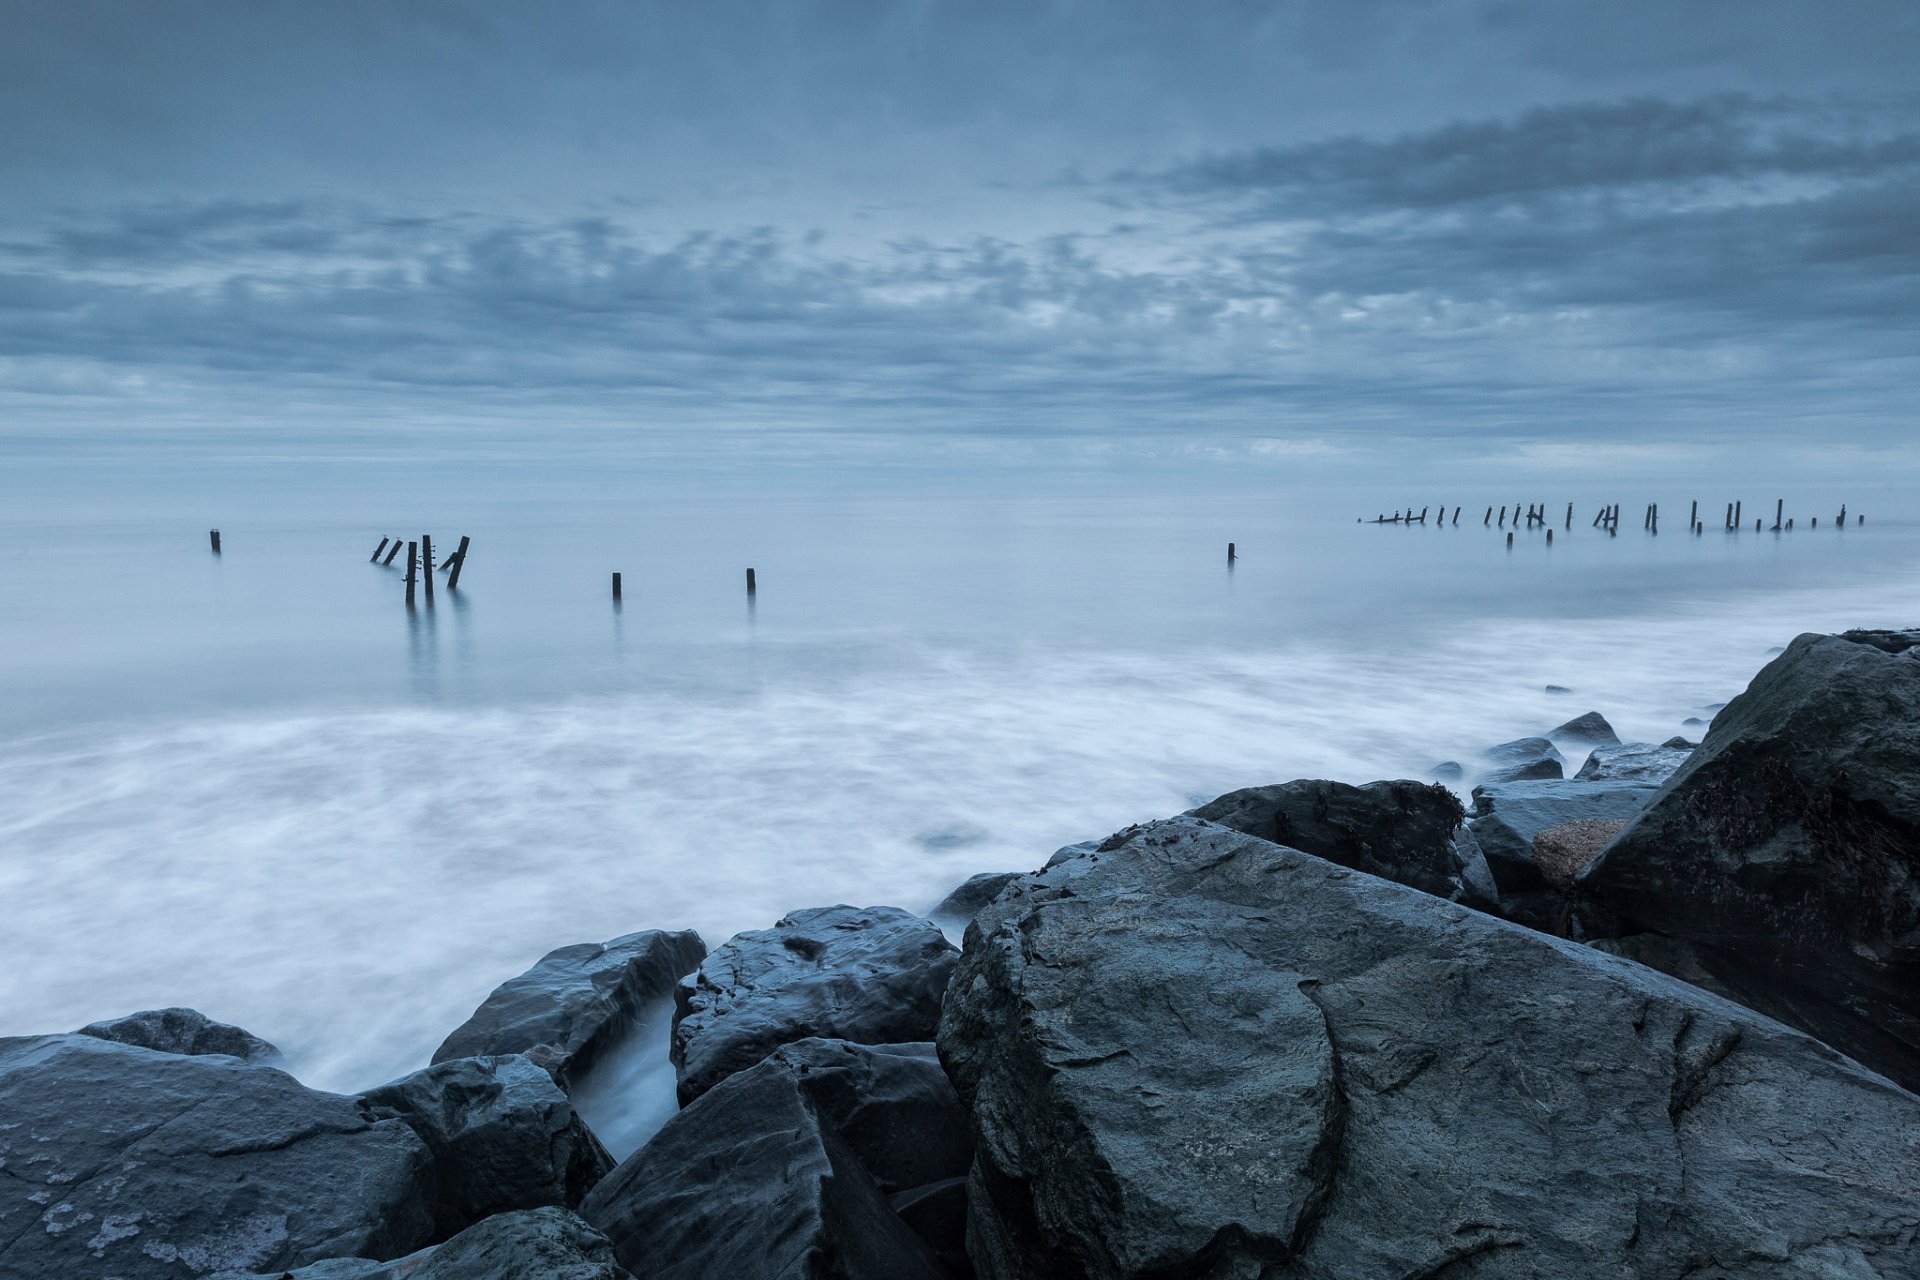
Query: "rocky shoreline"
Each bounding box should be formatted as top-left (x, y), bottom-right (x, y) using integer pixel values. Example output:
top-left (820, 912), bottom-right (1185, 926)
top-left (4, 628), bottom-right (1918, 1277)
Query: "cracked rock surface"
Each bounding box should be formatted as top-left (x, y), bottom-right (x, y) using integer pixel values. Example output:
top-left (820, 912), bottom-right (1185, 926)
top-left (938, 816), bottom-right (1920, 1280)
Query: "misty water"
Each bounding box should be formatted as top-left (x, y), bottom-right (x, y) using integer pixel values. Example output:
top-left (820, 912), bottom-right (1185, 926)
top-left (3, 426), bottom-right (1915, 1150)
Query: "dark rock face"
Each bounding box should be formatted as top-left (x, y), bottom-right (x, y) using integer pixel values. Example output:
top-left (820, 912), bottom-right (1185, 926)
top-left (1578, 631), bottom-right (1920, 1092)
top-left (581, 1039), bottom-right (965, 1279)
top-left (77, 1007), bottom-right (280, 1063)
top-left (360, 1055), bottom-right (611, 1239)
top-left (1547, 710), bottom-right (1621, 746)
top-left (434, 930), bottom-right (706, 1085)
top-left (1185, 778), bottom-right (1476, 903)
top-left (210, 1207), bottom-right (633, 1279)
top-left (0, 1033), bottom-right (435, 1279)
top-left (671, 905), bottom-right (959, 1104)
top-left (939, 817), bottom-right (1920, 1280)
top-left (1575, 740), bottom-right (1692, 784)
top-left (1480, 735), bottom-right (1564, 776)
top-left (929, 871), bottom-right (1024, 924)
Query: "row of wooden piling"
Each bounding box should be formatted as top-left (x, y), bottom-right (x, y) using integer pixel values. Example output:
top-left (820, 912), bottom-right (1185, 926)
top-left (369, 534), bottom-right (472, 605)
top-left (1365, 501), bottom-right (1863, 540)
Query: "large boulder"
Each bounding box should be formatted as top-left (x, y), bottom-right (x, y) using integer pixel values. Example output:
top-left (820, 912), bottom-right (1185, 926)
top-left (929, 871), bottom-right (1025, 926)
top-left (1184, 778), bottom-right (1479, 903)
top-left (1547, 710), bottom-right (1621, 746)
top-left (671, 905), bottom-right (958, 1103)
top-left (0, 1033), bottom-right (435, 1279)
top-left (1578, 630), bottom-right (1920, 1092)
top-left (77, 1007), bottom-right (281, 1063)
top-left (434, 929), bottom-right (706, 1086)
top-left (939, 817), bottom-right (1920, 1280)
top-left (359, 1055), bottom-right (612, 1239)
top-left (581, 1039), bottom-right (966, 1279)
top-left (1478, 735), bottom-right (1564, 783)
top-left (209, 1207), bottom-right (632, 1279)
top-left (1466, 777), bottom-right (1659, 895)
top-left (1574, 740), bottom-right (1692, 784)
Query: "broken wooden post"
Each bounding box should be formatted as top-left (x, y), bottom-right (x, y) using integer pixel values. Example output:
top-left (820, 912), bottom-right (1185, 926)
top-left (1506, 531), bottom-right (1514, 547)
top-left (612, 572), bottom-right (622, 600)
top-left (1484, 507), bottom-right (1492, 526)
top-left (1773, 499), bottom-right (1783, 532)
top-left (1546, 528), bottom-right (1553, 545)
top-left (1453, 507), bottom-right (1461, 524)
top-left (383, 540), bottom-right (403, 566)
top-left (746, 568), bottom-right (757, 595)
top-left (447, 536), bottom-right (471, 589)
top-left (1227, 542), bottom-right (1236, 563)
top-left (1734, 500), bottom-right (1742, 529)
top-left (421, 535), bottom-right (434, 601)
top-left (1565, 502), bottom-right (1572, 529)
top-left (1755, 518), bottom-right (1761, 533)
top-left (1724, 502), bottom-right (1733, 530)
top-left (1499, 506), bottom-right (1507, 527)
top-left (209, 529), bottom-right (221, 554)
top-left (1689, 500), bottom-right (1697, 529)
top-left (1839, 504), bottom-right (1848, 526)
top-left (404, 541), bottom-right (418, 606)
top-left (371, 537), bottom-right (390, 563)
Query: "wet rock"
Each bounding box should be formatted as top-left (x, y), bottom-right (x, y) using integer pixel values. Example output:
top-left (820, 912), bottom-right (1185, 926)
top-left (1480, 735), bottom-right (1565, 780)
top-left (434, 930), bottom-right (706, 1086)
top-left (1579, 630), bottom-right (1920, 1092)
top-left (1682, 716), bottom-right (1707, 727)
top-left (1574, 740), bottom-right (1692, 784)
top-left (77, 1007), bottom-right (280, 1063)
top-left (360, 1055), bottom-right (611, 1239)
top-left (1547, 710), bottom-right (1620, 746)
top-left (0, 1032), bottom-right (434, 1279)
top-left (1531, 818), bottom-right (1626, 888)
top-left (929, 871), bottom-right (1024, 924)
top-left (939, 817), bottom-right (1920, 1280)
top-left (581, 1040), bottom-right (962, 1279)
top-left (671, 905), bottom-right (959, 1103)
top-left (1544, 683), bottom-right (1572, 694)
top-left (1661, 735), bottom-right (1696, 749)
top-left (1466, 777), bottom-right (1658, 894)
top-left (1185, 778), bottom-right (1478, 903)
top-left (209, 1207), bottom-right (632, 1279)
top-left (1043, 839), bottom-right (1099, 867)
top-left (1429, 760), bottom-right (1464, 781)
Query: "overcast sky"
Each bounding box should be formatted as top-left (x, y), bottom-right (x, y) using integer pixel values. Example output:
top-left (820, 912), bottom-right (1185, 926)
top-left (3, 0), bottom-right (1916, 454)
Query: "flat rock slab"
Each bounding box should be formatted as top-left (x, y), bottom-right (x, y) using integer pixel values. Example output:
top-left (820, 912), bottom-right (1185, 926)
top-left (0, 1034), bottom-right (435, 1279)
top-left (1467, 778), bottom-right (1658, 893)
top-left (1580, 630), bottom-right (1920, 1092)
top-left (939, 817), bottom-right (1920, 1280)
top-left (582, 1040), bottom-right (960, 1280)
top-left (671, 904), bottom-right (958, 1103)
top-left (434, 929), bottom-right (706, 1086)
top-left (210, 1207), bottom-right (632, 1279)
top-left (1575, 740), bottom-right (1692, 783)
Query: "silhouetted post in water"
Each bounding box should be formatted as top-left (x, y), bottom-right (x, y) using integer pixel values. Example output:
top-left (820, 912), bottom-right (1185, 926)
top-left (371, 537), bottom-right (390, 563)
top-left (1812, 517), bottom-right (1818, 528)
top-left (1734, 500), bottom-right (1742, 529)
top-left (1506, 531), bottom-right (1514, 547)
top-left (612, 572), bottom-right (622, 600)
top-left (746, 567), bottom-right (757, 595)
top-left (1651, 505), bottom-right (1658, 535)
top-left (421, 535), bottom-right (435, 601)
top-left (1839, 504), bottom-right (1847, 526)
top-left (1565, 502), bottom-right (1572, 529)
top-left (447, 536), bottom-right (471, 589)
top-left (1755, 518), bottom-right (1762, 533)
top-left (383, 540), bottom-right (403, 566)
top-left (209, 529), bottom-right (221, 554)
top-left (1773, 499), bottom-right (1783, 532)
top-left (1453, 506), bottom-right (1461, 524)
top-left (1227, 542), bottom-right (1235, 563)
top-left (1724, 502), bottom-right (1733, 530)
top-left (1419, 506), bottom-right (1429, 523)
top-left (1484, 507), bottom-right (1492, 526)
top-left (1689, 501), bottom-right (1697, 529)
top-left (1546, 529), bottom-right (1553, 545)
top-left (1499, 506), bottom-right (1507, 527)
top-left (404, 541), bottom-right (418, 606)
top-left (1787, 518), bottom-right (1793, 530)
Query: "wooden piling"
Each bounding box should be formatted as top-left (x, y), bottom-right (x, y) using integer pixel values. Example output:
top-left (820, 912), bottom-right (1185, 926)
top-left (1755, 518), bottom-right (1761, 533)
top-left (1773, 499), bottom-right (1783, 532)
top-left (1839, 505), bottom-right (1847, 526)
top-left (421, 535), bottom-right (434, 601)
top-left (209, 529), bottom-right (221, 554)
top-left (1734, 501), bottom-right (1742, 529)
top-left (746, 568), bottom-right (757, 595)
top-left (1725, 502), bottom-right (1733, 531)
top-left (404, 541), bottom-right (418, 605)
top-left (1689, 501), bottom-right (1697, 528)
top-left (371, 536), bottom-right (390, 563)
top-left (1506, 531), bottom-right (1513, 547)
top-left (1499, 506), bottom-right (1507, 527)
top-left (383, 540), bottom-right (403, 566)
top-left (1453, 507), bottom-right (1461, 524)
top-left (1546, 529), bottom-right (1553, 545)
top-left (1565, 502), bottom-right (1572, 529)
top-left (447, 536), bottom-right (471, 589)
top-left (1485, 507), bottom-right (1492, 526)
top-left (1227, 542), bottom-right (1236, 563)
top-left (612, 572), bottom-right (622, 600)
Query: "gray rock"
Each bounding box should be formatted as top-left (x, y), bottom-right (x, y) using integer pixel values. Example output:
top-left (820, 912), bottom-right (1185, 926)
top-left (360, 1055), bottom-right (611, 1239)
top-left (938, 817), bottom-right (1920, 1279)
top-left (1547, 710), bottom-right (1621, 746)
top-left (1661, 735), bottom-right (1696, 749)
top-left (929, 871), bottom-right (1024, 923)
top-left (1682, 716), bottom-right (1707, 726)
top-left (1466, 777), bottom-right (1658, 894)
top-left (1480, 735), bottom-right (1565, 777)
top-left (77, 1007), bottom-right (280, 1064)
top-left (1184, 778), bottom-right (1477, 903)
top-left (0, 1033), bottom-right (434, 1279)
top-left (581, 1040), bottom-right (960, 1279)
top-left (1429, 760), bottom-right (1464, 781)
top-left (1579, 630), bottom-right (1920, 1092)
top-left (1574, 740), bottom-right (1692, 784)
top-left (1544, 683), bottom-right (1572, 694)
top-left (1482, 757), bottom-right (1564, 783)
top-left (209, 1207), bottom-right (632, 1279)
top-left (434, 930), bottom-right (706, 1086)
top-left (1043, 840), bottom-right (1099, 868)
top-left (671, 905), bottom-right (959, 1103)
